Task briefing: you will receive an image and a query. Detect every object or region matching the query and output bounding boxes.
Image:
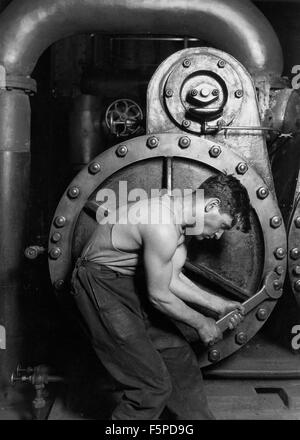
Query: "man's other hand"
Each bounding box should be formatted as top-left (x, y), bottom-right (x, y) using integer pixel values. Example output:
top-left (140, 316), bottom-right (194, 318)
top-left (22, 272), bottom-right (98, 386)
top-left (218, 299), bottom-right (245, 330)
top-left (197, 317), bottom-right (223, 346)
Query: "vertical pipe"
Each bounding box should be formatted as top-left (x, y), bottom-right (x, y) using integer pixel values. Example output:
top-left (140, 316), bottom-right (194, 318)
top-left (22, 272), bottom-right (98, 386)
top-left (0, 89), bottom-right (31, 401)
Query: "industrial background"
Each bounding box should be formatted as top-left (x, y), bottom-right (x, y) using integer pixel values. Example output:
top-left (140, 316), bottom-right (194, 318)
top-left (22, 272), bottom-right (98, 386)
top-left (0, 0), bottom-right (300, 420)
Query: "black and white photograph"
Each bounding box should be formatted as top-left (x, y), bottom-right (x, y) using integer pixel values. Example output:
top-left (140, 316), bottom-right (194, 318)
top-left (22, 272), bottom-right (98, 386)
top-left (0, 0), bottom-right (300, 427)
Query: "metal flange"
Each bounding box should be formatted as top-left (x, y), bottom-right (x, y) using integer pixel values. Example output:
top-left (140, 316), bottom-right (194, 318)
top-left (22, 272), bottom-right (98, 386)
top-left (48, 133), bottom-right (287, 367)
top-left (288, 195), bottom-right (300, 307)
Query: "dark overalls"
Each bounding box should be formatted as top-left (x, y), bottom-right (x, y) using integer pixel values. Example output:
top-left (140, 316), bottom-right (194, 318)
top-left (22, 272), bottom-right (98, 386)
top-left (71, 256), bottom-right (214, 420)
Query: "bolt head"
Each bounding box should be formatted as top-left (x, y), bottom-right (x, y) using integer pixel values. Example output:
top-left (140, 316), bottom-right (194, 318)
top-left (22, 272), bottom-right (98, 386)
top-left (235, 89), bottom-right (243, 98)
top-left (236, 162), bottom-right (248, 175)
top-left (51, 232), bottom-right (62, 243)
top-left (273, 280), bottom-right (283, 290)
top-left (178, 136), bottom-right (191, 149)
top-left (294, 216), bottom-right (300, 228)
top-left (270, 216), bottom-right (282, 228)
top-left (212, 89), bottom-right (219, 97)
top-left (208, 349), bottom-right (221, 363)
top-left (294, 280), bottom-right (300, 292)
top-left (217, 59), bottom-right (226, 68)
top-left (274, 247), bottom-right (286, 260)
top-left (54, 279), bottom-right (65, 291)
top-left (165, 88), bottom-right (174, 98)
top-left (275, 265), bottom-right (284, 276)
top-left (190, 88), bottom-right (198, 97)
top-left (116, 145), bottom-right (128, 157)
top-left (235, 332), bottom-right (247, 345)
top-left (256, 308), bottom-right (268, 321)
top-left (182, 58), bottom-right (191, 68)
top-left (290, 248), bottom-right (300, 260)
top-left (182, 119), bottom-right (191, 128)
top-left (88, 162), bottom-right (101, 174)
top-left (67, 186), bottom-right (80, 199)
top-left (54, 216), bottom-right (66, 228)
top-left (257, 186), bottom-right (269, 200)
top-left (200, 88), bottom-right (210, 98)
top-left (209, 145), bottom-right (221, 158)
top-left (293, 266), bottom-right (300, 276)
top-left (147, 136), bottom-right (159, 149)
top-left (49, 247), bottom-right (62, 260)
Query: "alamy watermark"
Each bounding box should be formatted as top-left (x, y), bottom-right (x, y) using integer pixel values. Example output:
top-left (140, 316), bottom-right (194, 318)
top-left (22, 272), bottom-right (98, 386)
top-left (95, 181), bottom-right (205, 235)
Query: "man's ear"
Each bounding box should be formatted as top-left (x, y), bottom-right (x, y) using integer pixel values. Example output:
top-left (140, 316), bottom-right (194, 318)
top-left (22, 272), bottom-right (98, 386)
top-left (204, 198), bottom-right (220, 212)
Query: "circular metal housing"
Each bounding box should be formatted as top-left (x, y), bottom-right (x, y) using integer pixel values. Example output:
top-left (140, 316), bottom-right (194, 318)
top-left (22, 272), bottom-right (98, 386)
top-left (163, 50), bottom-right (243, 134)
top-left (48, 133), bottom-right (287, 367)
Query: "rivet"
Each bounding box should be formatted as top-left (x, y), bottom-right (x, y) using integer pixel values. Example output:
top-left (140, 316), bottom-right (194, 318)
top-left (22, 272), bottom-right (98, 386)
top-left (293, 266), bottom-right (300, 276)
top-left (235, 89), bottom-right (243, 98)
top-left (290, 248), bottom-right (300, 260)
top-left (217, 59), bottom-right (226, 68)
top-left (273, 280), bottom-right (283, 290)
top-left (275, 265), bottom-right (284, 276)
top-left (256, 308), bottom-right (268, 321)
top-left (67, 186), bottom-right (80, 199)
top-left (294, 216), bottom-right (300, 228)
top-left (178, 136), bottom-right (191, 149)
top-left (235, 332), bottom-right (247, 345)
top-left (294, 280), bottom-right (300, 292)
top-left (182, 58), bottom-right (191, 68)
top-left (270, 216), bottom-right (282, 229)
top-left (146, 136), bottom-right (159, 149)
top-left (212, 89), bottom-right (219, 96)
top-left (257, 186), bottom-right (269, 200)
top-left (51, 232), bottom-right (62, 243)
top-left (165, 88), bottom-right (174, 98)
top-left (236, 162), bottom-right (248, 175)
top-left (54, 279), bottom-right (65, 291)
top-left (190, 88), bottom-right (198, 97)
top-left (209, 145), bottom-right (221, 158)
top-left (54, 216), bottom-right (66, 228)
top-left (49, 247), bottom-right (62, 260)
top-left (274, 247), bottom-right (286, 260)
top-left (116, 145), bottom-right (128, 157)
top-left (182, 119), bottom-right (191, 128)
top-left (208, 349), bottom-right (220, 363)
top-left (88, 162), bottom-right (101, 174)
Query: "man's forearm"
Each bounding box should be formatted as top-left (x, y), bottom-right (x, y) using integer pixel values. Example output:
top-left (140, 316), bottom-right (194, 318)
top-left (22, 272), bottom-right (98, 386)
top-left (170, 272), bottom-right (223, 314)
top-left (150, 290), bottom-right (207, 331)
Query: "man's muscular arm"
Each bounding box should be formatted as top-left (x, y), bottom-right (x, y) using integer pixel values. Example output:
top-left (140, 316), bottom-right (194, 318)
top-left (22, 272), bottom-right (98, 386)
top-left (141, 224), bottom-right (222, 346)
top-left (169, 244), bottom-right (244, 329)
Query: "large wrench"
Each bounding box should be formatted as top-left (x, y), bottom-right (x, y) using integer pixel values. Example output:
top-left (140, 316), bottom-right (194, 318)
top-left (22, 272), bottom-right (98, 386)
top-left (216, 272), bottom-right (283, 333)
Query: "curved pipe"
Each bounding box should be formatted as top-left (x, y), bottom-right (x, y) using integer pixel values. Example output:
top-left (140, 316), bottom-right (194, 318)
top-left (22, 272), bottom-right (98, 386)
top-left (0, 0), bottom-right (283, 77)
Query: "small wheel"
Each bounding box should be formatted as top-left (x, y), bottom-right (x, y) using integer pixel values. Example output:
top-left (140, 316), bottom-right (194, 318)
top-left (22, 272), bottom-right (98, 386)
top-left (105, 98), bottom-right (143, 137)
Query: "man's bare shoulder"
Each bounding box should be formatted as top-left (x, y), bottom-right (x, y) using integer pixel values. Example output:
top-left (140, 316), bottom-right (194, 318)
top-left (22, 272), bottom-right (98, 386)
top-left (139, 222), bottom-right (178, 257)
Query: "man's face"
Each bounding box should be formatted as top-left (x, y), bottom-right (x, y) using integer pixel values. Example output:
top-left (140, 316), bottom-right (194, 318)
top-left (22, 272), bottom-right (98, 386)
top-left (195, 198), bottom-right (234, 241)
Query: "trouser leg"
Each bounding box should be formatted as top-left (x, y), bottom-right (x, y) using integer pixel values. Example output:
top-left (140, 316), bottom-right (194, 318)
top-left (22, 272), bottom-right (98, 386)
top-left (71, 265), bottom-right (172, 420)
top-left (160, 344), bottom-right (215, 420)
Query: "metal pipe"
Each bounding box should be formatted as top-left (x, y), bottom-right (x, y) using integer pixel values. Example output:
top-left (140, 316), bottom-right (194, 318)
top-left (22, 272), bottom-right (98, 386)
top-left (0, 0), bottom-right (283, 78)
top-left (0, 89), bottom-right (31, 402)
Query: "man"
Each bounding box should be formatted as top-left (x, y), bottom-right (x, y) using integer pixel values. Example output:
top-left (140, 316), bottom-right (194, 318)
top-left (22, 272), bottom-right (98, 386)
top-left (71, 173), bottom-right (251, 420)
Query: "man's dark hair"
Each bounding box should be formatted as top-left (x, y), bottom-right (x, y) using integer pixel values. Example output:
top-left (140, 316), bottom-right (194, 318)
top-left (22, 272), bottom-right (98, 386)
top-left (199, 173), bottom-right (251, 233)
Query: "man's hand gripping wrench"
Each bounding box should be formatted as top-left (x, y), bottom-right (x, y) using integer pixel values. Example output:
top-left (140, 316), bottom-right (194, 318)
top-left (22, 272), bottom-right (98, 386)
top-left (216, 272), bottom-right (283, 333)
